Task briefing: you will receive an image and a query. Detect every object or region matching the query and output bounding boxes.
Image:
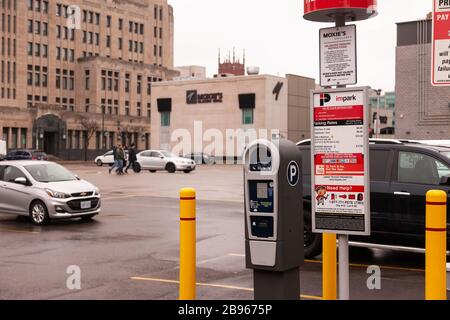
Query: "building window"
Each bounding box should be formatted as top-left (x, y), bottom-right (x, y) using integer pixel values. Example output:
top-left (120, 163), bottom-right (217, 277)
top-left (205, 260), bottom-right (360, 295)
top-left (125, 73), bottom-right (130, 92)
top-left (242, 108), bottom-right (254, 125)
top-left (137, 75), bottom-right (141, 94)
top-left (161, 112), bottom-right (170, 127)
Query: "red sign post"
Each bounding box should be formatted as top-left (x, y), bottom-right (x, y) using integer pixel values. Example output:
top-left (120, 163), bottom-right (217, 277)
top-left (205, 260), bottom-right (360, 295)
top-left (304, 0), bottom-right (377, 22)
top-left (432, 0), bottom-right (450, 86)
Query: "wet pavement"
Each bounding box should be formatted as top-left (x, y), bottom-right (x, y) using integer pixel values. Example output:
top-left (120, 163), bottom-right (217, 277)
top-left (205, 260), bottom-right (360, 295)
top-left (0, 165), bottom-right (446, 300)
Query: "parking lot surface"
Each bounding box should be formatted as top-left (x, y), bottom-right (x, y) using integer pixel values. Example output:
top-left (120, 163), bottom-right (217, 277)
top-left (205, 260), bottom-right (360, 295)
top-left (0, 164), bottom-right (445, 300)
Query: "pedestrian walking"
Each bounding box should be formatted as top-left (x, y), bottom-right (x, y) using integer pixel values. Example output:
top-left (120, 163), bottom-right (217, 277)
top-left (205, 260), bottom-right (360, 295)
top-left (125, 143), bottom-right (138, 174)
top-left (116, 144), bottom-right (125, 175)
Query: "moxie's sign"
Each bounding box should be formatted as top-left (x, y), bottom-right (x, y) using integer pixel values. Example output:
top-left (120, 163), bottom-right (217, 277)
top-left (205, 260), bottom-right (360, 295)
top-left (186, 90), bottom-right (223, 104)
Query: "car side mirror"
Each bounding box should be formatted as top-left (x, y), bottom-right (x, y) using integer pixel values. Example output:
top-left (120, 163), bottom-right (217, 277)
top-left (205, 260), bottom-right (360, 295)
top-left (160, 156), bottom-right (164, 159)
top-left (440, 175), bottom-right (450, 186)
top-left (14, 177), bottom-right (28, 186)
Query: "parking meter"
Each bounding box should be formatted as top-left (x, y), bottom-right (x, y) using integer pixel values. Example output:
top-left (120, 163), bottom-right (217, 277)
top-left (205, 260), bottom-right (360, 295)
top-left (243, 138), bottom-right (304, 300)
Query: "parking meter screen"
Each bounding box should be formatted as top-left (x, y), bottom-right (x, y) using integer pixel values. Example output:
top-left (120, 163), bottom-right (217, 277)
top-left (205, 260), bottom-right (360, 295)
top-left (248, 180), bottom-right (274, 213)
top-left (249, 144), bottom-right (272, 172)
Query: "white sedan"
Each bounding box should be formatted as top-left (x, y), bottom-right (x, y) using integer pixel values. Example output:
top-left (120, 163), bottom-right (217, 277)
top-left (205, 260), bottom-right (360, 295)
top-left (94, 150), bottom-right (128, 166)
top-left (136, 150), bottom-right (196, 173)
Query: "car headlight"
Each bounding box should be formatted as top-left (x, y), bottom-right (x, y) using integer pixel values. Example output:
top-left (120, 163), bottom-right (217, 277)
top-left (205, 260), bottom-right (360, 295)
top-left (93, 188), bottom-right (101, 196)
top-left (45, 189), bottom-right (71, 199)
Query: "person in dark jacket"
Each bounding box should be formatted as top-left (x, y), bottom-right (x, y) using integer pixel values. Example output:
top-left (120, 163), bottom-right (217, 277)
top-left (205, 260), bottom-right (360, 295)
top-left (125, 144), bottom-right (137, 174)
top-left (116, 144), bottom-right (125, 175)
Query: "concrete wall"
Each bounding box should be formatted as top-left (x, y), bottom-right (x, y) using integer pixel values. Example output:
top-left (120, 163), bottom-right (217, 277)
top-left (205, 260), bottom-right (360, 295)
top-left (395, 43), bottom-right (450, 139)
top-left (286, 74), bottom-right (315, 143)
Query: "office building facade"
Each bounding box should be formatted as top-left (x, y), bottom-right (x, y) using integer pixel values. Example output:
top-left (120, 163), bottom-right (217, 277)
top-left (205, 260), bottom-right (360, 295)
top-left (0, 0), bottom-right (177, 159)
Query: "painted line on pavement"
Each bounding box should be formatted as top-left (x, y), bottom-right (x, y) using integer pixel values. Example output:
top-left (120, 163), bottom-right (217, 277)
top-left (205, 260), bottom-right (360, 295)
top-left (228, 253), bottom-right (424, 273)
top-left (0, 228), bottom-right (40, 234)
top-left (130, 276), bottom-right (322, 300)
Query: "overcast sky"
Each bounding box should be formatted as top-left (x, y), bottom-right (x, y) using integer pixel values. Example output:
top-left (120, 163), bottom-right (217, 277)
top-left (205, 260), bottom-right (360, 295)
top-left (169, 0), bottom-right (432, 92)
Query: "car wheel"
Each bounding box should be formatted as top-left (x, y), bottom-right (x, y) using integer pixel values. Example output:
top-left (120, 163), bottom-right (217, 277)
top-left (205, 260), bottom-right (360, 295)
top-left (96, 159), bottom-right (103, 167)
top-left (183, 170), bottom-right (192, 174)
top-left (30, 201), bottom-right (49, 226)
top-left (133, 163), bottom-right (141, 173)
top-left (304, 213), bottom-right (322, 259)
top-left (149, 170), bottom-right (157, 173)
top-left (166, 163), bottom-right (176, 173)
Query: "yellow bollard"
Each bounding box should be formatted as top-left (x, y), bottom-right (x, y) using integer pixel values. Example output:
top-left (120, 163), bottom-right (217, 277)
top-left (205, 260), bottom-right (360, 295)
top-left (179, 188), bottom-right (197, 300)
top-left (425, 190), bottom-right (447, 300)
top-left (322, 233), bottom-right (337, 300)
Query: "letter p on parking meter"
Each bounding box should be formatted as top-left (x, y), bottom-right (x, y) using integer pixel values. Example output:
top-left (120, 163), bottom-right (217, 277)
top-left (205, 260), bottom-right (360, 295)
top-left (243, 138), bottom-right (304, 300)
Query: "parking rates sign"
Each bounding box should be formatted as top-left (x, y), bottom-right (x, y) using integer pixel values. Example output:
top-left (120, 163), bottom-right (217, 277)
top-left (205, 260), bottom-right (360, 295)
top-left (432, 0), bottom-right (450, 86)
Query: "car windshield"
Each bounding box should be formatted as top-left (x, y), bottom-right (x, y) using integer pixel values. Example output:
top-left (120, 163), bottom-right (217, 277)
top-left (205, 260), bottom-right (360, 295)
top-left (24, 163), bottom-right (77, 183)
top-left (161, 151), bottom-right (176, 158)
top-left (441, 151), bottom-right (450, 160)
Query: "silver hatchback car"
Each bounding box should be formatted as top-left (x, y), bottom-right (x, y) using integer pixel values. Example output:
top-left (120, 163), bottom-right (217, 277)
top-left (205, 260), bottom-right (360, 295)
top-left (0, 161), bottom-right (101, 225)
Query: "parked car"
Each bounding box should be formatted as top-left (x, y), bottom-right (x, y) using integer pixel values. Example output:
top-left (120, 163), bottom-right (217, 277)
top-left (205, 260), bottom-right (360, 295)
top-left (136, 150), bottom-right (196, 173)
top-left (0, 140), bottom-right (6, 161)
top-left (94, 150), bottom-right (128, 166)
top-left (183, 153), bottom-right (216, 165)
top-left (0, 161), bottom-right (101, 225)
top-left (298, 139), bottom-right (450, 258)
top-left (5, 150), bottom-right (48, 161)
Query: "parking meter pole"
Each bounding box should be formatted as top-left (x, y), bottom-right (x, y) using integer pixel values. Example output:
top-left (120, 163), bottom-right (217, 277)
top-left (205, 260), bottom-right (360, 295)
top-left (179, 188), bottom-right (197, 300)
top-left (335, 16), bottom-right (351, 301)
top-left (338, 234), bottom-right (350, 300)
top-left (425, 190), bottom-right (447, 300)
top-left (323, 233), bottom-right (337, 300)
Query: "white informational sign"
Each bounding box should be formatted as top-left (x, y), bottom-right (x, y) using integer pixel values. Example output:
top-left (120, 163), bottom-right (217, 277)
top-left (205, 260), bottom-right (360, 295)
top-left (320, 25), bottom-right (357, 87)
top-left (432, 0), bottom-right (450, 86)
top-left (311, 87), bottom-right (370, 236)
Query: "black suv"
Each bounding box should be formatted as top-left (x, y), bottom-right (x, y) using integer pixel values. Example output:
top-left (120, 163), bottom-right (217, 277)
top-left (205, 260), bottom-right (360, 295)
top-left (298, 140), bottom-right (450, 258)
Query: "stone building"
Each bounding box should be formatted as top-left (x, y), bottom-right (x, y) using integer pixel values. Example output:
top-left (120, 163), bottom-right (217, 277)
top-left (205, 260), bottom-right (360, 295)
top-left (0, 0), bottom-right (178, 160)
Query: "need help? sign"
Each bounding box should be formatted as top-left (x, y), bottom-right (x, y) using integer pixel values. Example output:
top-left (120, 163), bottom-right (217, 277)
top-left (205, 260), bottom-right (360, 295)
top-left (310, 88), bottom-right (370, 236)
top-left (432, 0), bottom-right (450, 86)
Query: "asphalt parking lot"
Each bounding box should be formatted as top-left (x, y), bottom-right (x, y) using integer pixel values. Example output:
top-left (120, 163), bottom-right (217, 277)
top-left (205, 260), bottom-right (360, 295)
top-left (0, 164), bottom-right (446, 300)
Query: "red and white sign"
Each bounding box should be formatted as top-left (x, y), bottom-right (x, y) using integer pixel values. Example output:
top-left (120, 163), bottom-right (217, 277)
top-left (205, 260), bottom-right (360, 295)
top-left (432, 0), bottom-right (450, 86)
top-left (304, 0), bottom-right (377, 22)
top-left (311, 88), bottom-right (370, 235)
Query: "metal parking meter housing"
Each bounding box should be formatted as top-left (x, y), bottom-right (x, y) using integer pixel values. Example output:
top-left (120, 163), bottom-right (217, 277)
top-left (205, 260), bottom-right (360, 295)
top-left (243, 138), bottom-right (304, 300)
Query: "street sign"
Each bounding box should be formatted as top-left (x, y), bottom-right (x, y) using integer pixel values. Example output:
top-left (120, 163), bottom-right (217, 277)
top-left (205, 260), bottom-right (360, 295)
top-left (320, 25), bottom-right (357, 87)
top-left (432, 0), bottom-right (450, 86)
top-left (311, 87), bottom-right (370, 236)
